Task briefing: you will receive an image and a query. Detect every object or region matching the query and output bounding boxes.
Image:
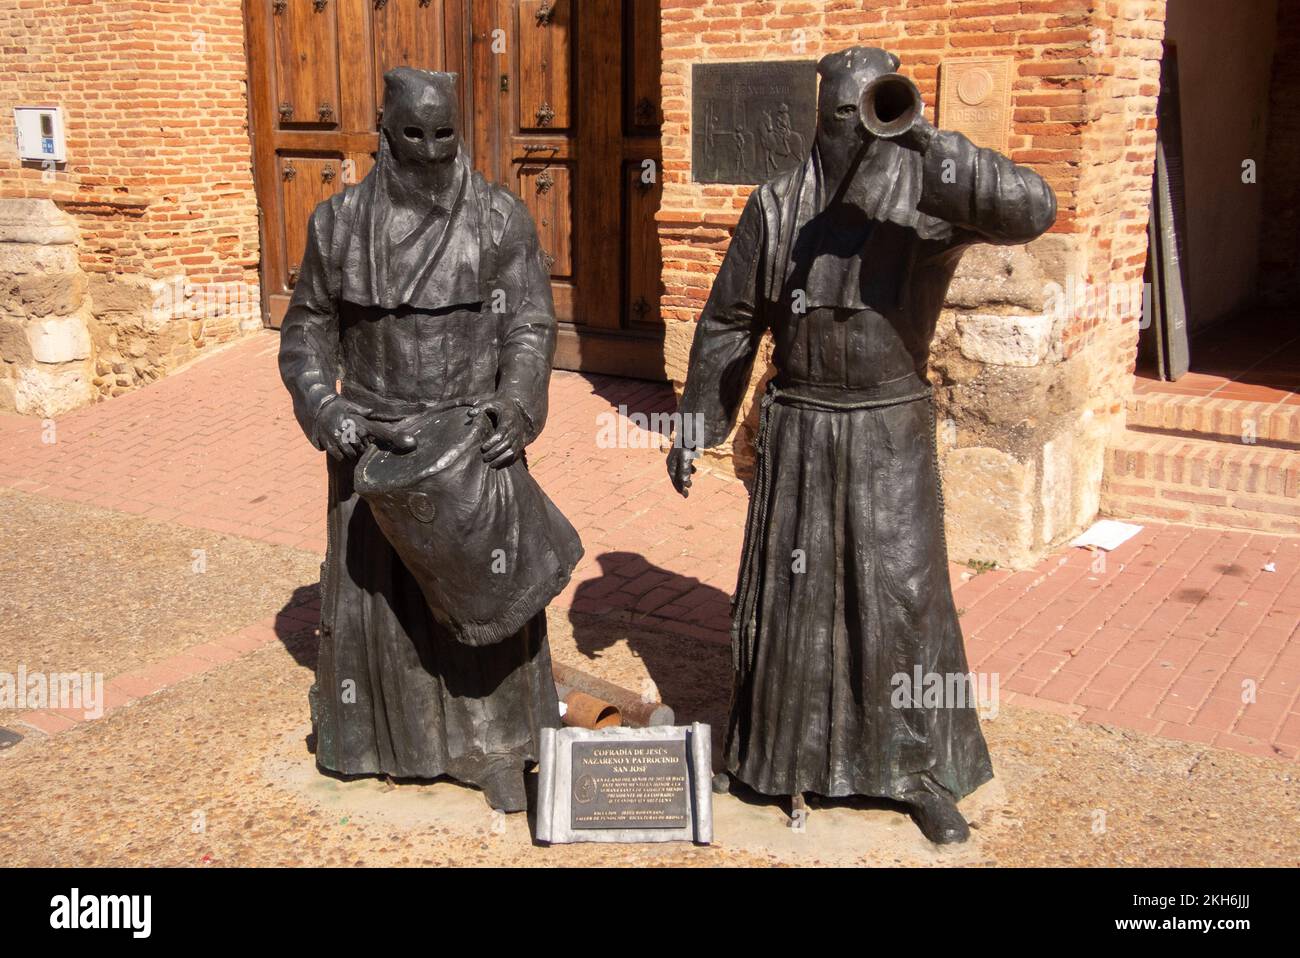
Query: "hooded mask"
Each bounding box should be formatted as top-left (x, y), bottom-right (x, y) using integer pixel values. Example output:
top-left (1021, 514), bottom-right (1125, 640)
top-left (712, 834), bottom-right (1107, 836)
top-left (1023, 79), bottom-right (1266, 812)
top-left (814, 46), bottom-right (899, 187)
top-left (379, 68), bottom-right (462, 178)
top-left (333, 67), bottom-right (486, 312)
top-left (780, 46), bottom-right (952, 312)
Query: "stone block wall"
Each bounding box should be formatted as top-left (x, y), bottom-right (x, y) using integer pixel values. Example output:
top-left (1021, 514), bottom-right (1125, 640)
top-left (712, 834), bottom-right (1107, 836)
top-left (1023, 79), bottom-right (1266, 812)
top-left (0, 0), bottom-right (261, 409)
top-left (0, 200), bottom-right (95, 416)
top-left (658, 0), bottom-right (1168, 569)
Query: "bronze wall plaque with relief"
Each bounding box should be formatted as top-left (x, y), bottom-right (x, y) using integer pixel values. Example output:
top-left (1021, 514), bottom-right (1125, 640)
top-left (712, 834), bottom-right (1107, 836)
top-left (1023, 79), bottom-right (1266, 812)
top-left (692, 60), bottom-right (818, 184)
top-left (938, 57), bottom-right (1014, 154)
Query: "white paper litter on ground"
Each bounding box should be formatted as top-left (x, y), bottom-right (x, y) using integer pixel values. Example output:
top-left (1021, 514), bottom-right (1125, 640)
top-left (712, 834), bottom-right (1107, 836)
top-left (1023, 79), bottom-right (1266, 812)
top-left (1263, 562), bottom-right (1277, 574)
top-left (1070, 519), bottom-right (1144, 552)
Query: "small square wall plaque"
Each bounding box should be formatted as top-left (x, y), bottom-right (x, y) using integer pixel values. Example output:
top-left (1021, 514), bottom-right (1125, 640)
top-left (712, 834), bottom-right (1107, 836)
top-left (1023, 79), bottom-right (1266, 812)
top-left (938, 57), bottom-right (1014, 154)
top-left (535, 723), bottom-right (713, 844)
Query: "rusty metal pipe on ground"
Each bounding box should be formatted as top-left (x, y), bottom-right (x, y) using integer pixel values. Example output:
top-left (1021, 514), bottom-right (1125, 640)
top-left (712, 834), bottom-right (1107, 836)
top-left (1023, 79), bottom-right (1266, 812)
top-left (560, 690), bottom-right (622, 729)
top-left (552, 661), bottom-right (674, 729)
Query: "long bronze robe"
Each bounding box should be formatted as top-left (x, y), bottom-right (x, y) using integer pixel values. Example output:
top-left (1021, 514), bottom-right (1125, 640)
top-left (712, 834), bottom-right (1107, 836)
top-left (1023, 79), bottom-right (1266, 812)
top-left (279, 150), bottom-right (562, 789)
top-left (678, 131), bottom-right (1057, 801)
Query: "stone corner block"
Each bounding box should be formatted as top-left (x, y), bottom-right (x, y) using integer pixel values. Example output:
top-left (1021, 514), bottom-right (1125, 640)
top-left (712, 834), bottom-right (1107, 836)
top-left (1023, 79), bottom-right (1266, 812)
top-left (956, 313), bottom-right (1053, 368)
top-left (28, 314), bottom-right (93, 364)
top-left (941, 445), bottom-right (1038, 570)
top-left (0, 198), bottom-right (79, 246)
top-left (13, 361), bottom-right (94, 418)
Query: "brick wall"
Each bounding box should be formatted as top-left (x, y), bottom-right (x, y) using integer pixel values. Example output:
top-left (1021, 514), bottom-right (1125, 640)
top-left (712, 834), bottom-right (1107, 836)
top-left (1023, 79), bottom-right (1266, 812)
top-left (656, 0), bottom-right (1168, 568)
top-left (658, 0), bottom-right (1097, 318)
top-left (0, 0), bottom-right (260, 397)
top-left (1069, 0), bottom-right (1164, 410)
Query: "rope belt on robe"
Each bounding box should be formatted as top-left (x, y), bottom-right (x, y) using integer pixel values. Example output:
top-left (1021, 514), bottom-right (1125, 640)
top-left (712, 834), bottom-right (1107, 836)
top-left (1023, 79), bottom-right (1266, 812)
top-left (729, 374), bottom-right (938, 674)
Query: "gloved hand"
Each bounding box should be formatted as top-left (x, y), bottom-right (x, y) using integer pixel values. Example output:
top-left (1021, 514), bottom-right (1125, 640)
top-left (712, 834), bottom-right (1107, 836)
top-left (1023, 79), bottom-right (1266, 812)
top-left (315, 397), bottom-right (417, 461)
top-left (468, 396), bottom-right (529, 470)
top-left (884, 114), bottom-right (937, 155)
top-left (667, 445), bottom-right (699, 498)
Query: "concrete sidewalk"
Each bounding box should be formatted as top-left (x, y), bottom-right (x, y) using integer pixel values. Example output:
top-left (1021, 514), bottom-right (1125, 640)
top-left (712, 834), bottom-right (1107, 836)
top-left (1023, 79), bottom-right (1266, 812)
top-left (1, 331), bottom-right (1297, 760)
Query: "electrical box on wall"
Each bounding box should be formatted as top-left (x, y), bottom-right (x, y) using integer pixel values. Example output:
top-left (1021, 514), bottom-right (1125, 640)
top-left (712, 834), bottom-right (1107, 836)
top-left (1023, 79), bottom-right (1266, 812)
top-left (14, 106), bottom-right (67, 164)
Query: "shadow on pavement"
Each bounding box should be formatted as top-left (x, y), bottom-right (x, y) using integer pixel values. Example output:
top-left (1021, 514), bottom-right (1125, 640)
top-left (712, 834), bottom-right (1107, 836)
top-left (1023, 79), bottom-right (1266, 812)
top-left (568, 550), bottom-right (734, 736)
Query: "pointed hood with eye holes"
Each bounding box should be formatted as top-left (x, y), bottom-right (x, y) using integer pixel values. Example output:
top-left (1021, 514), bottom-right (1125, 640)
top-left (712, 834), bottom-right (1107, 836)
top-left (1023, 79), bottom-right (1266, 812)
top-left (768, 46), bottom-right (956, 312)
top-left (814, 46), bottom-right (899, 186)
top-left (380, 67), bottom-right (463, 170)
top-left (326, 67), bottom-right (488, 312)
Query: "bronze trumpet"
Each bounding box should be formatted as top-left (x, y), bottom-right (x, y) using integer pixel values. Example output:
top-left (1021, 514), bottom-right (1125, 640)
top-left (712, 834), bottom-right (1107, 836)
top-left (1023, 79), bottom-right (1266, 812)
top-left (858, 72), bottom-right (926, 140)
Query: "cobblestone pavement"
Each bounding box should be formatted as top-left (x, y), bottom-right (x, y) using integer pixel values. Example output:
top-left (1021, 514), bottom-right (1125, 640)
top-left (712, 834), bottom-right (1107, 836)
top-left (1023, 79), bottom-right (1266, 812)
top-left (1, 491), bottom-right (1297, 867)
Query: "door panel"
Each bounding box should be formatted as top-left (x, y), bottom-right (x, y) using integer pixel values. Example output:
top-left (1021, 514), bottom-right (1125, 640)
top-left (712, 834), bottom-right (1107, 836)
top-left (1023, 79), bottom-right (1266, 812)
top-left (571, 0), bottom-right (622, 332)
top-left (518, 161), bottom-right (573, 279)
top-left (248, 0), bottom-right (666, 379)
top-left (498, 0), bottom-right (579, 316)
top-left (272, 0), bottom-right (342, 128)
top-left (467, 0), bottom-right (508, 185)
top-left (625, 0), bottom-right (663, 134)
top-left (485, 0), bottom-right (665, 376)
top-left (248, 0), bottom-right (463, 325)
top-left (625, 160), bottom-right (663, 331)
top-left (373, 0), bottom-right (448, 114)
top-left (279, 156), bottom-right (346, 282)
top-left (517, 0), bottom-right (571, 132)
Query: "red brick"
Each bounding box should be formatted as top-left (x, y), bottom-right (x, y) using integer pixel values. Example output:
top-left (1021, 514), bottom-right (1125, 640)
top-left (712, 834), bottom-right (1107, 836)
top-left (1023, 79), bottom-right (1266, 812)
top-left (17, 710), bottom-right (79, 734)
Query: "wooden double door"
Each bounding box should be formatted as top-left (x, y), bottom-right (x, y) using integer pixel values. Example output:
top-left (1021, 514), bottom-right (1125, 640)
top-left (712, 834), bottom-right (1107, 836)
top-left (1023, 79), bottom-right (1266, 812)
top-left (246, 0), bottom-right (666, 379)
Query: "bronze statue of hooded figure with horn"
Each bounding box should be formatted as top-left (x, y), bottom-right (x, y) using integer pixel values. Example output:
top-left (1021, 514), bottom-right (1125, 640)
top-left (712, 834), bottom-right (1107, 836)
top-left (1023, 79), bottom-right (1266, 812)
top-left (279, 67), bottom-right (580, 813)
top-left (669, 47), bottom-right (1057, 843)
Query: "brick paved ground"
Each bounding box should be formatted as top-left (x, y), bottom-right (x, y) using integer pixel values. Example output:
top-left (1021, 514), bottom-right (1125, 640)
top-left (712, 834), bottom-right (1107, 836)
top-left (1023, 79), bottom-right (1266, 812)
top-left (2, 332), bottom-right (1297, 760)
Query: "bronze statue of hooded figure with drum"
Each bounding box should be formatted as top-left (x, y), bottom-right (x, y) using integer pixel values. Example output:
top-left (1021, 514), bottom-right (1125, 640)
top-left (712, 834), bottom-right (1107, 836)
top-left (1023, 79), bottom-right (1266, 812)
top-left (669, 47), bottom-right (1057, 843)
top-left (279, 67), bottom-right (581, 814)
